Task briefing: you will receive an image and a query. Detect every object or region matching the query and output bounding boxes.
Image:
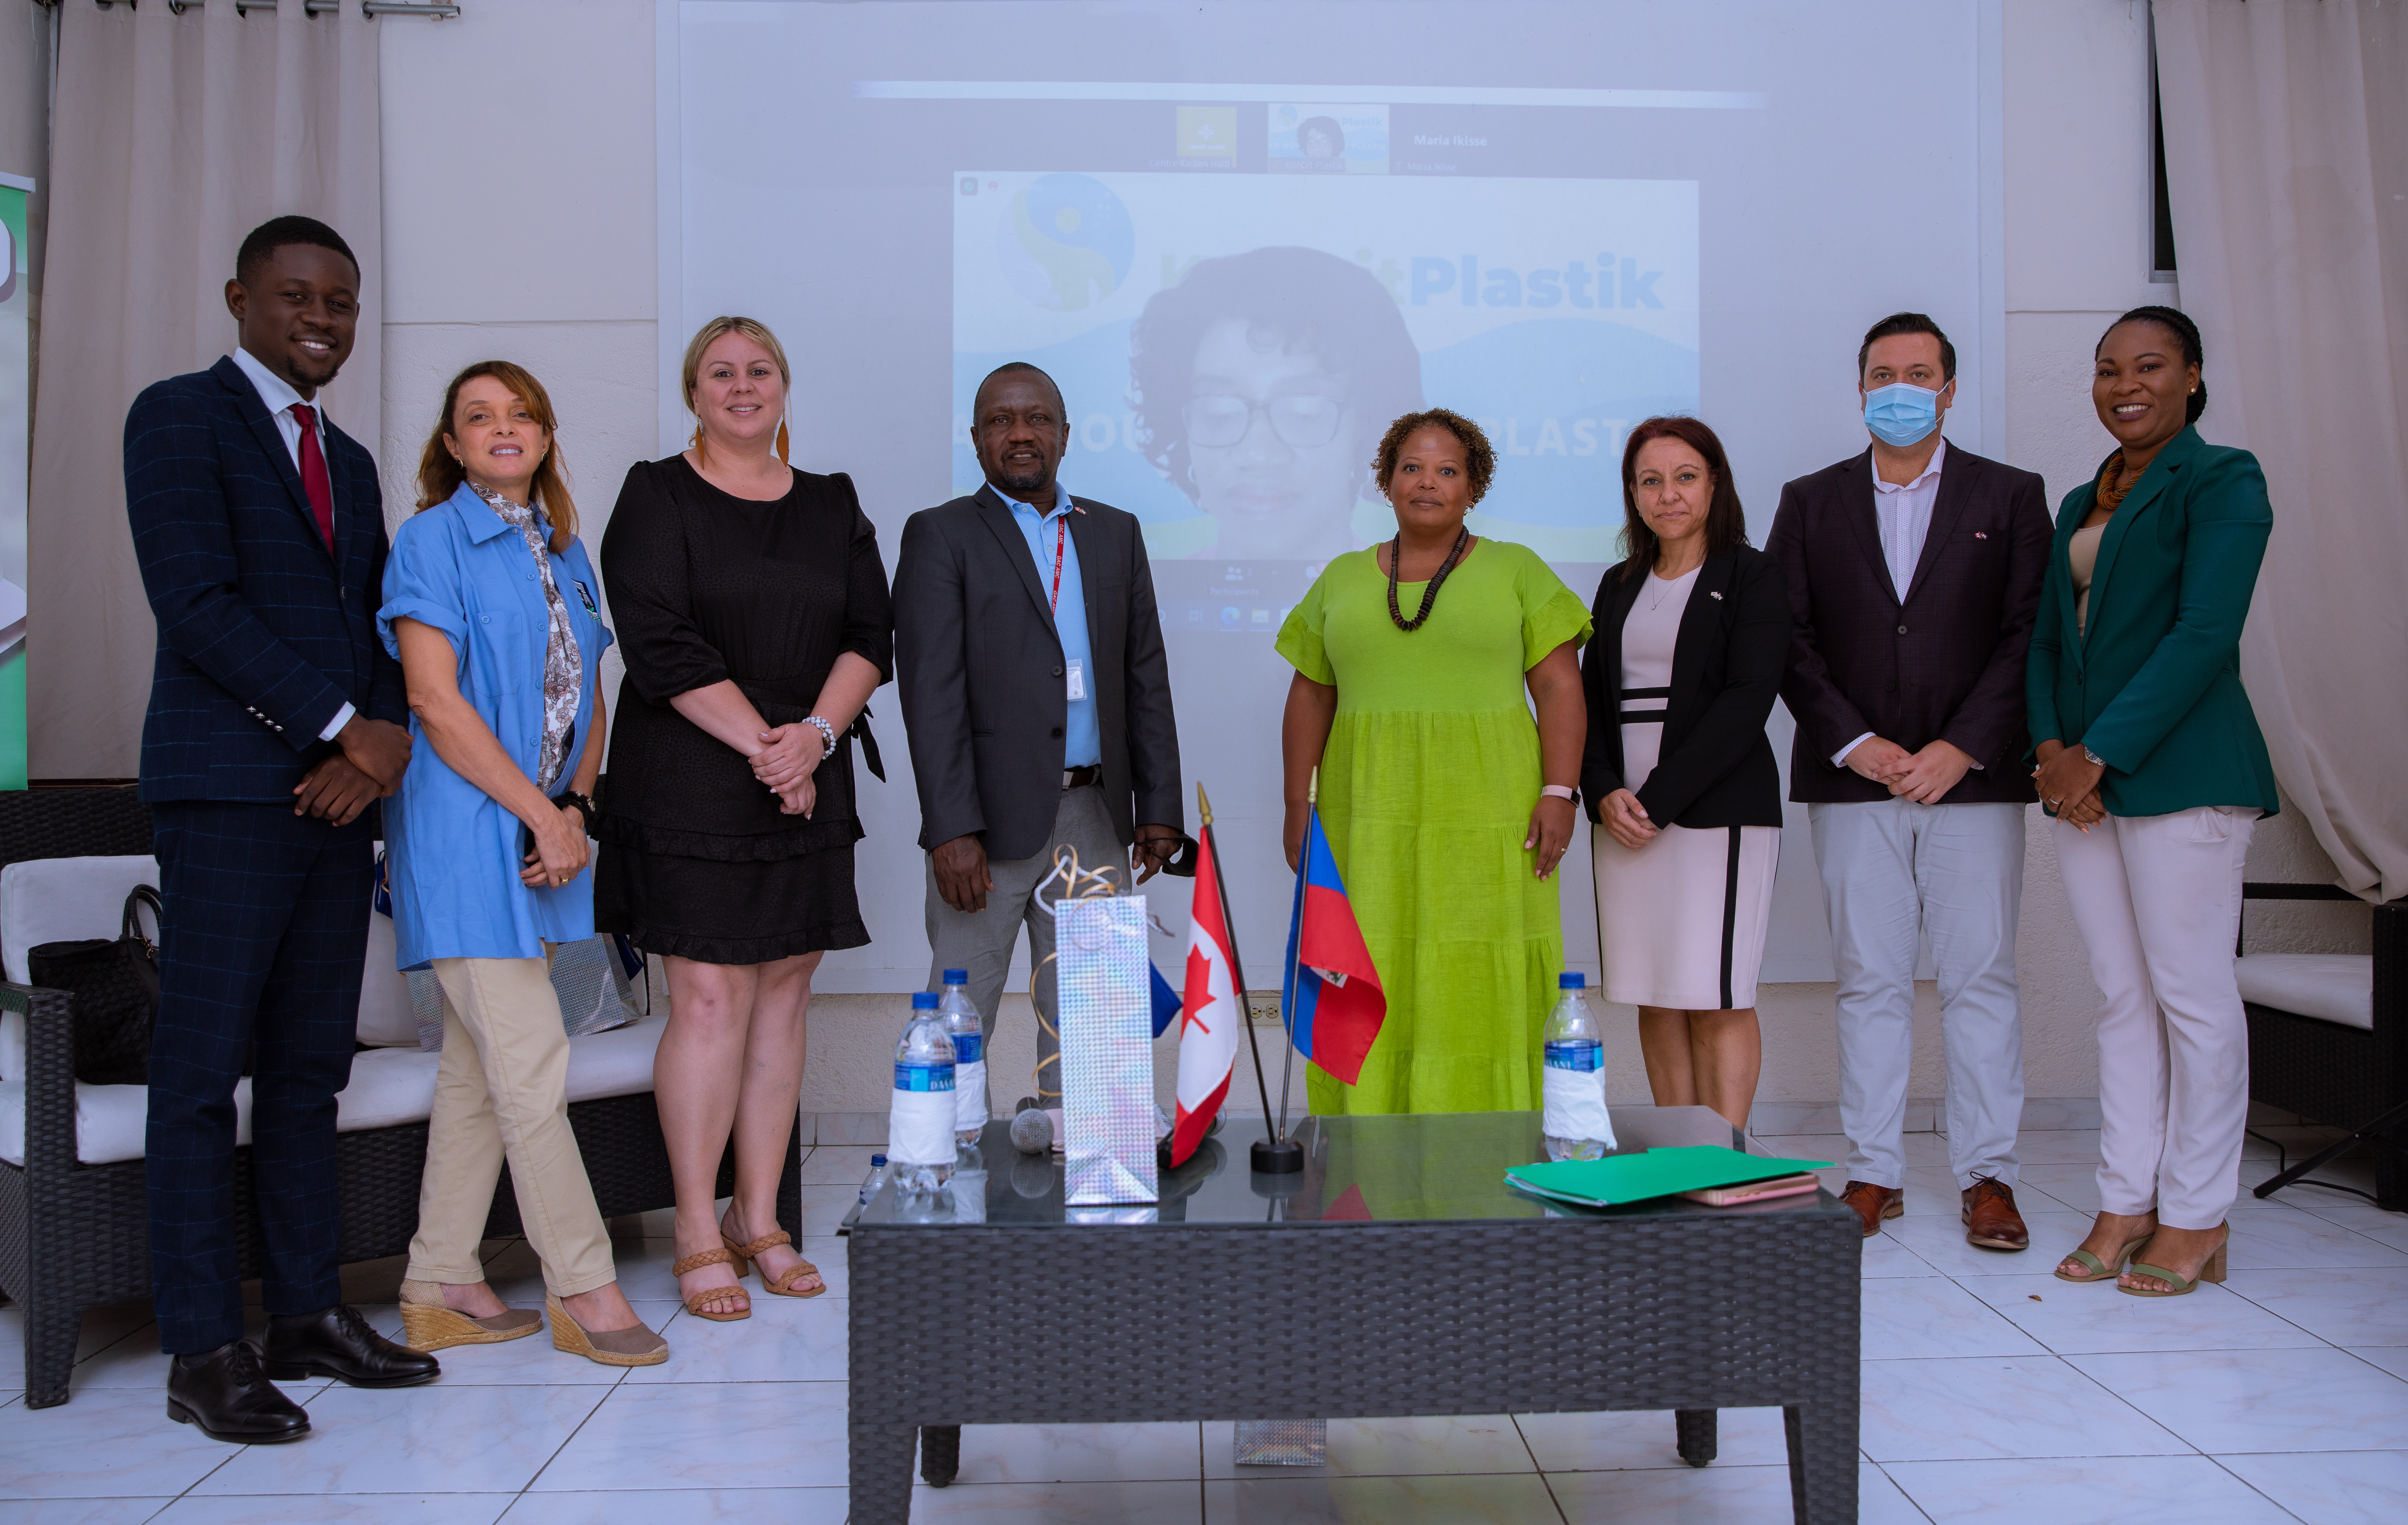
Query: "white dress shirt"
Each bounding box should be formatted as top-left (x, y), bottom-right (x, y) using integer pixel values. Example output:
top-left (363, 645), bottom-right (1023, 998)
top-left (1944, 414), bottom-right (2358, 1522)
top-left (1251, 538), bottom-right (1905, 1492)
top-left (1834, 437), bottom-right (1972, 769)
top-left (230, 347), bottom-right (354, 742)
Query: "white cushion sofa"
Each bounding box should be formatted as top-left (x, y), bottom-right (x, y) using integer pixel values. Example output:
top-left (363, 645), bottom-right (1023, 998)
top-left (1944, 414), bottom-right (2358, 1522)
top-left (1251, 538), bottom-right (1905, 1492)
top-left (0, 787), bottom-right (793, 1411)
top-left (0, 855), bottom-right (667, 1168)
top-left (2235, 881), bottom-right (2402, 1209)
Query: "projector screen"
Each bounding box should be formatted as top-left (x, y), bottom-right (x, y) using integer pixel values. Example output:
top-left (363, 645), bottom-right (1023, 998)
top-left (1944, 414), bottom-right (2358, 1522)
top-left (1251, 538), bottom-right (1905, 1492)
top-left (657, 0), bottom-right (2003, 992)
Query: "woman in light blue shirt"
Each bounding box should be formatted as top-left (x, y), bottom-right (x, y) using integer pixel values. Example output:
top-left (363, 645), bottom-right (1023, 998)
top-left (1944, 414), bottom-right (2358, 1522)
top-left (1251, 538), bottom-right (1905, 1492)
top-left (379, 362), bottom-right (666, 1367)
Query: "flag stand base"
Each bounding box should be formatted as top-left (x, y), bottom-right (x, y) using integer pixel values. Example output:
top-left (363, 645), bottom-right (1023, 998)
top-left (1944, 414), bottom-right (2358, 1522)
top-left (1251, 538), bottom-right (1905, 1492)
top-left (1250, 1137), bottom-right (1304, 1174)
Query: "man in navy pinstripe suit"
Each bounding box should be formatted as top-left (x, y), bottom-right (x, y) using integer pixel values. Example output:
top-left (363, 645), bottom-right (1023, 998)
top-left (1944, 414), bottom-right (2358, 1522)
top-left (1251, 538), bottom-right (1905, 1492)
top-left (126, 217), bottom-right (439, 1441)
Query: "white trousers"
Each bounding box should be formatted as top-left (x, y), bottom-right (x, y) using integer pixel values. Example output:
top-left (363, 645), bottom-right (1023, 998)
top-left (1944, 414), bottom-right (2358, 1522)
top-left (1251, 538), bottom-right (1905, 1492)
top-left (2053, 806), bottom-right (2257, 1230)
top-left (1810, 800), bottom-right (2027, 1190)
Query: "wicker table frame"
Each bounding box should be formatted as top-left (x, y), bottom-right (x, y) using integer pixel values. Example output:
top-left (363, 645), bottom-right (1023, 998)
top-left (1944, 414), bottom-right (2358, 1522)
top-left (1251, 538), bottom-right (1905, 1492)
top-left (847, 1123), bottom-right (1861, 1524)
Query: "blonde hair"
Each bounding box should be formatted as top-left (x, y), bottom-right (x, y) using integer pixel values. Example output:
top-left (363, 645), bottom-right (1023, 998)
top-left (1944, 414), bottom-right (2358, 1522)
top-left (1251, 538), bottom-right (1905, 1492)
top-left (415, 360), bottom-right (578, 554)
top-left (681, 315), bottom-right (791, 464)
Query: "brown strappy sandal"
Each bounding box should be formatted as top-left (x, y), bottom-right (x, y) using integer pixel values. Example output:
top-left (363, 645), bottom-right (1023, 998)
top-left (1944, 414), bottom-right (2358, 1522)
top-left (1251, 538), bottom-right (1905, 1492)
top-left (723, 1227), bottom-right (826, 1298)
top-left (671, 1246), bottom-right (751, 1322)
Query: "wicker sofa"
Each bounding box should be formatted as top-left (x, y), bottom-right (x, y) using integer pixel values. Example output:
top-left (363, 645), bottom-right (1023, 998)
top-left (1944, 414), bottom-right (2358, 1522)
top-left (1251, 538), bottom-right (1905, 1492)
top-left (2238, 881), bottom-right (2406, 1209)
top-left (0, 786), bottom-right (798, 1409)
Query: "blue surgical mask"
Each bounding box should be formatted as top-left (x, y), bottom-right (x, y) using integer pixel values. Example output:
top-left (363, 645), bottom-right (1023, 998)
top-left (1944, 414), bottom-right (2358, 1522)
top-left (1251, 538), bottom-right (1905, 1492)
top-left (1863, 381), bottom-right (1944, 448)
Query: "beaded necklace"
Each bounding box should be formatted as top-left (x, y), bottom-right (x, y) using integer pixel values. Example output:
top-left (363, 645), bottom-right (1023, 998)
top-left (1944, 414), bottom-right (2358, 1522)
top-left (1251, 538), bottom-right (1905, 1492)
top-left (1385, 526), bottom-right (1471, 632)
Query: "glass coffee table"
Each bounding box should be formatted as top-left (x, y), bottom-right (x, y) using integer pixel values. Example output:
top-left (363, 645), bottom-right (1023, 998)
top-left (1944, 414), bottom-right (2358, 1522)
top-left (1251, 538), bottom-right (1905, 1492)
top-left (845, 1106), bottom-right (1859, 1523)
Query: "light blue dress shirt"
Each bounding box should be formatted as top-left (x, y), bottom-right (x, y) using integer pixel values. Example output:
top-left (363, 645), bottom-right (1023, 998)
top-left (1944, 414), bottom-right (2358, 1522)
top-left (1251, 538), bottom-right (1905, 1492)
top-left (376, 483), bottom-right (614, 969)
top-left (996, 483), bottom-right (1101, 768)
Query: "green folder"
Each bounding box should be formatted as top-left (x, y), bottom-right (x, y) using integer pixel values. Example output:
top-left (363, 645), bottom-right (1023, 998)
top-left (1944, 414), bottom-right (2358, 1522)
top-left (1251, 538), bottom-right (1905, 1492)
top-left (1505, 1145), bottom-right (1834, 1208)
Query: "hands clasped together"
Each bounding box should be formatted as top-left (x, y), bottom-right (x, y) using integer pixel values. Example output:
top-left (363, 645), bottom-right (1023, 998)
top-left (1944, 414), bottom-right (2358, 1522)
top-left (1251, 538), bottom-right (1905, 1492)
top-left (291, 713), bottom-right (413, 826)
top-left (1843, 734), bottom-right (1978, 805)
top-left (2030, 739), bottom-right (2108, 831)
top-left (751, 721), bottom-right (830, 817)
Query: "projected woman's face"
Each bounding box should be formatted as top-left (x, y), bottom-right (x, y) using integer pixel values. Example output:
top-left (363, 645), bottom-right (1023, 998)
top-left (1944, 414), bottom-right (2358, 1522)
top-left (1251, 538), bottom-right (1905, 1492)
top-left (1183, 318), bottom-right (1364, 560)
top-left (690, 333), bottom-right (786, 451)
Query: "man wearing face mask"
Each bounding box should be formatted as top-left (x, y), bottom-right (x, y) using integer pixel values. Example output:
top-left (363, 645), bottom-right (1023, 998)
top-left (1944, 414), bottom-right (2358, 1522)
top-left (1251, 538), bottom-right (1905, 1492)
top-left (893, 363), bottom-right (1186, 1122)
top-left (1766, 313), bottom-right (2053, 1249)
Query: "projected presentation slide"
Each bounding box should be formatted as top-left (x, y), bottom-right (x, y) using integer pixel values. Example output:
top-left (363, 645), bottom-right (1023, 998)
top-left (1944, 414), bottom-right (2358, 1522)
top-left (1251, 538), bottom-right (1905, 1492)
top-left (952, 170), bottom-right (1697, 638)
top-left (666, 0), bottom-right (1997, 984)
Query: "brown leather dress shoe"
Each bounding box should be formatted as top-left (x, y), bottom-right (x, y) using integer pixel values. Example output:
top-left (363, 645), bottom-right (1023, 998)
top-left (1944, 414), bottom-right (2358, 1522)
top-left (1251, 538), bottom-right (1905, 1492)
top-left (1841, 1180), bottom-right (1904, 1238)
top-left (1961, 1176), bottom-right (2029, 1250)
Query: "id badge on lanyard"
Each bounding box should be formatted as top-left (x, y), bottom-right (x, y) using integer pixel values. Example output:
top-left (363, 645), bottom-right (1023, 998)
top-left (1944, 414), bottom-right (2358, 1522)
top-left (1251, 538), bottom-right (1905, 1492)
top-left (1047, 512), bottom-right (1085, 703)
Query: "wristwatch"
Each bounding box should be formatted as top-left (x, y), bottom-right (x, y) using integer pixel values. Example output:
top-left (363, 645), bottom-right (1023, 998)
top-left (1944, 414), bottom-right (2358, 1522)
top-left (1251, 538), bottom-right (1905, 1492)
top-left (1540, 784), bottom-right (1578, 803)
top-left (551, 790), bottom-right (595, 830)
top-left (2082, 746), bottom-right (2107, 768)
top-left (803, 715), bottom-right (839, 759)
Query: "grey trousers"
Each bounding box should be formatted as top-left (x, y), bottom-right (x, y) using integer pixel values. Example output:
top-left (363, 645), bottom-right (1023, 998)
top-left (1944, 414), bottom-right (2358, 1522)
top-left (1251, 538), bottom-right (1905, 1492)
top-left (924, 784), bottom-right (1124, 1110)
top-left (1810, 800), bottom-right (2027, 1191)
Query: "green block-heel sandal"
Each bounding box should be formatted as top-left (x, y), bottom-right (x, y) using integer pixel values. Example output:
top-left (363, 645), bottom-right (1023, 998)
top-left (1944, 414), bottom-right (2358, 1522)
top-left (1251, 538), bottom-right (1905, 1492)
top-left (2054, 1227), bottom-right (2156, 1284)
top-left (2119, 1230), bottom-right (2228, 1297)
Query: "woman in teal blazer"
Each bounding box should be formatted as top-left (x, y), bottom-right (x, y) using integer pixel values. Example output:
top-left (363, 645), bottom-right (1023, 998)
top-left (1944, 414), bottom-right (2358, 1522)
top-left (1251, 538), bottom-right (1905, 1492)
top-left (2027, 306), bottom-right (2277, 1301)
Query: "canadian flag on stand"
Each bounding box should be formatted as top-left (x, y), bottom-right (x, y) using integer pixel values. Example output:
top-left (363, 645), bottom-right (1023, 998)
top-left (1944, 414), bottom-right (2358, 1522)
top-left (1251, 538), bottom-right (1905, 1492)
top-left (1169, 815), bottom-right (1241, 1167)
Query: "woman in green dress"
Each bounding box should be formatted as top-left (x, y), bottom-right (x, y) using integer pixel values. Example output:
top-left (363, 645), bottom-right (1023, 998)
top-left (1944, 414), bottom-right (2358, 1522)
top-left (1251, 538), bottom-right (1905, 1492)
top-left (1276, 409), bottom-right (1593, 1114)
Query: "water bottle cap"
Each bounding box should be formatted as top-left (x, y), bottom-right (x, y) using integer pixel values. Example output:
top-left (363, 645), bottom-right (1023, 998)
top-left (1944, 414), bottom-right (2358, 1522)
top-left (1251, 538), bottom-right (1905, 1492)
top-left (1559, 972), bottom-right (1586, 989)
top-left (870, 1154), bottom-right (887, 1166)
top-left (911, 992), bottom-right (938, 1010)
top-left (942, 969), bottom-right (969, 984)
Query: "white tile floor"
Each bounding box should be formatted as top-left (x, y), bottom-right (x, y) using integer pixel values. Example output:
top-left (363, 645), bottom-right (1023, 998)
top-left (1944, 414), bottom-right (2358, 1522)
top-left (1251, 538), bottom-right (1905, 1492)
top-left (3, 1130), bottom-right (2405, 1523)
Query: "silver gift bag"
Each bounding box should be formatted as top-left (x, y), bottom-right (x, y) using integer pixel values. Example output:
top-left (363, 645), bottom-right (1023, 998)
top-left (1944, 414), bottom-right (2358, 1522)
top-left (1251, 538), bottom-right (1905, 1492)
top-left (408, 933), bottom-right (641, 1051)
top-left (1054, 894), bottom-right (1158, 1206)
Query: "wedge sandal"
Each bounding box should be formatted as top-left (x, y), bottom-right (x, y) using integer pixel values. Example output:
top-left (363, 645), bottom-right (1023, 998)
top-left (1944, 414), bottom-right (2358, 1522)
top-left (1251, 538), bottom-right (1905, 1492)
top-left (396, 1280), bottom-right (541, 1352)
top-left (547, 1296), bottom-right (669, 1367)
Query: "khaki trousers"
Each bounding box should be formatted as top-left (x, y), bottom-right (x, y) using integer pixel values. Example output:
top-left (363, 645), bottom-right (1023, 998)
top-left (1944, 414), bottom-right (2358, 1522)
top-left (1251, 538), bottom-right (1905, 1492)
top-left (405, 954), bottom-right (616, 1297)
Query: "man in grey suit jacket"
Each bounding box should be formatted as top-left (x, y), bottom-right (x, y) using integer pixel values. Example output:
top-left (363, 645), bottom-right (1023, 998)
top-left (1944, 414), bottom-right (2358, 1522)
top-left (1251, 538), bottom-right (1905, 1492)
top-left (893, 363), bottom-right (1184, 1115)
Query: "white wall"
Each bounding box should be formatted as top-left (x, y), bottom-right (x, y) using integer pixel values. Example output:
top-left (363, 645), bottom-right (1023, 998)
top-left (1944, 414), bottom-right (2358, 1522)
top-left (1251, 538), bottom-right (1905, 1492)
top-left (375, 0), bottom-right (2357, 1120)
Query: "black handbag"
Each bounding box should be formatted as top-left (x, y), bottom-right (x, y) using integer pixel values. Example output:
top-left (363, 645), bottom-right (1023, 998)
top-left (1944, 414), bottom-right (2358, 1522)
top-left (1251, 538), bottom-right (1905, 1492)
top-left (28, 885), bottom-right (163, 1087)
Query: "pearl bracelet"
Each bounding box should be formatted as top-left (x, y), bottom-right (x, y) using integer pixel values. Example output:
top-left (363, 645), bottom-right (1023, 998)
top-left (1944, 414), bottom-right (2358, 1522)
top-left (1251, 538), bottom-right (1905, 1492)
top-left (804, 715), bottom-right (839, 759)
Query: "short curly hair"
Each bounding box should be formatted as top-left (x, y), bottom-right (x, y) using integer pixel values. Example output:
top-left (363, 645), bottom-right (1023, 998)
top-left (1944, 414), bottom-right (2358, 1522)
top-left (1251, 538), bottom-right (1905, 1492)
top-left (1129, 246), bottom-right (1422, 500)
top-left (1372, 408), bottom-right (1495, 506)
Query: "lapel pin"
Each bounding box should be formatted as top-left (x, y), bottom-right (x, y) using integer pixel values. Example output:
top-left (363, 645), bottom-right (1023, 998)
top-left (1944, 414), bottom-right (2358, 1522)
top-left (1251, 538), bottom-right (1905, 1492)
top-left (1709, 590), bottom-right (1723, 600)
top-left (1974, 530), bottom-right (1989, 539)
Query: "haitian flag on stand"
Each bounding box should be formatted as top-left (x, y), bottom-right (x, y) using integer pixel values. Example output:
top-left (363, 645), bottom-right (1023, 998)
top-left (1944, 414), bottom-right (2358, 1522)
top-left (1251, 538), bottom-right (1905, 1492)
top-left (1168, 819), bottom-right (1241, 1166)
top-left (1282, 803), bottom-right (1385, 1085)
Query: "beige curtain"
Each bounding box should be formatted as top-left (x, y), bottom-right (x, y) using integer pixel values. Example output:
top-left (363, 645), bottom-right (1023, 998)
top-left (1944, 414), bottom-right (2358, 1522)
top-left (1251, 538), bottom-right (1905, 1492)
top-left (28, 0), bottom-right (380, 778)
top-left (2153, 0), bottom-right (2408, 902)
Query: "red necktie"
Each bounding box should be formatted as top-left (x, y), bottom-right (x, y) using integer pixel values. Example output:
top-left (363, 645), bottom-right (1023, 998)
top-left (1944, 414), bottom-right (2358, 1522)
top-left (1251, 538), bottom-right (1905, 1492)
top-left (289, 402), bottom-right (337, 553)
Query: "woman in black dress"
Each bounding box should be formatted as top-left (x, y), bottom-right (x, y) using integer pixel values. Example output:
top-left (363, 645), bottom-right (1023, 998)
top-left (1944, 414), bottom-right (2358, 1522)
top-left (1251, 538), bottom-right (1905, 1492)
top-left (595, 316), bottom-right (891, 1321)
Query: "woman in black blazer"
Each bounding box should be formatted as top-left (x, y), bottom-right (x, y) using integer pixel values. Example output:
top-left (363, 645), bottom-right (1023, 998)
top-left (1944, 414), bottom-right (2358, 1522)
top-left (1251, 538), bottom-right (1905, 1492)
top-left (1581, 416), bottom-right (1789, 1128)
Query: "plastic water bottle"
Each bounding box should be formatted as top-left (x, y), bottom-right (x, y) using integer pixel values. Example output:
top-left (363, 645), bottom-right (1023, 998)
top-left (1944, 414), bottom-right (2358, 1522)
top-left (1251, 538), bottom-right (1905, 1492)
top-left (858, 1153), bottom-right (888, 1207)
top-left (938, 969), bottom-right (986, 1146)
top-left (889, 993), bottom-right (957, 1190)
top-left (1541, 972), bottom-right (1616, 1161)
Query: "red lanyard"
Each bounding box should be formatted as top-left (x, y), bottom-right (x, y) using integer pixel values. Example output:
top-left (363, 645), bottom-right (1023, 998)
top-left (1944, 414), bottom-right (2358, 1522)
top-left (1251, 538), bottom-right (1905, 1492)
top-left (1046, 511), bottom-right (1068, 615)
